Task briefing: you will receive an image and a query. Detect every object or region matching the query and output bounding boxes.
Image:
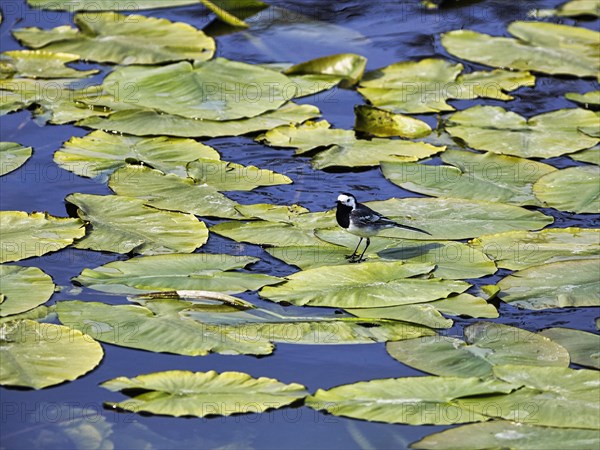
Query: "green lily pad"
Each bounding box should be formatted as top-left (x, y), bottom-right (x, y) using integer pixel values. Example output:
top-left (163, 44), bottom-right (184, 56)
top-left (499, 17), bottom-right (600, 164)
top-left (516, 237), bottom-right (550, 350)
top-left (102, 370), bottom-right (307, 417)
top-left (186, 158), bottom-right (292, 191)
top-left (0, 265), bottom-right (54, 317)
top-left (345, 304), bottom-right (453, 329)
top-left (307, 230), bottom-right (496, 279)
top-left (284, 53), bottom-right (367, 88)
top-left (533, 166), bottom-right (600, 213)
top-left (412, 420), bottom-right (600, 450)
top-left (566, 91), bottom-right (600, 107)
top-left (73, 253), bottom-right (281, 295)
top-left (0, 211), bottom-right (85, 263)
top-left (0, 142), bottom-right (32, 176)
top-left (92, 58), bottom-right (290, 120)
top-left (1, 50), bottom-right (98, 79)
top-left (540, 327), bottom-right (600, 369)
top-left (358, 58), bottom-right (535, 114)
top-left (386, 322), bottom-right (569, 378)
top-left (352, 198), bottom-right (553, 240)
top-left (259, 120), bottom-right (444, 169)
top-left (354, 105), bottom-right (432, 138)
top-left (54, 131), bottom-right (220, 181)
top-left (0, 319), bottom-right (103, 389)
top-left (78, 103), bottom-right (321, 138)
top-left (107, 165), bottom-right (243, 219)
top-left (441, 22), bottom-right (600, 78)
top-left (445, 106), bottom-right (599, 159)
top-left (428, 293), bottom-right (499, 319)
top-left (458, 365), bottom-right (600, 429)
top-left (260, 261), bottom-right (470, 308)
top-left (27, 0), bottom-right (199, 9)
top-left (0, 305), bottom-right (53, 324)
top-left (235, 203), bottom-right (310, 221)
top-left (538, 0), bottom-right (600, 17)
top-left (496, 259), bottom-right (600, 310)
top-left (472, 228), bottom-right (600, 271)
top-left (306, 376), bottom-right (515, 425)
top-left (570, 146), bottom-right (599, 165)
top-left (66, 193), bottom-right (208, 255)
top-left (14, 12), bottom-right (215, 64)
top-left (382, 150), bottom-right (556, 206)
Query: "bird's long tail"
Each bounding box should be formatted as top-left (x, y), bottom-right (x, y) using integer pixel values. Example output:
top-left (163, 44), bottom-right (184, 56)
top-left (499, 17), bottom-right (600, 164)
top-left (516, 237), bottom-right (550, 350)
top-left (393, 222), bottom-right (432, 236)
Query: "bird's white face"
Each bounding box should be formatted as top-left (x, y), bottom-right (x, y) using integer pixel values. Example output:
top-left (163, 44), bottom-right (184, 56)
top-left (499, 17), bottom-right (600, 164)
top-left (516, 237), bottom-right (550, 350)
top-left (337, 194), bottom-right (356, 208)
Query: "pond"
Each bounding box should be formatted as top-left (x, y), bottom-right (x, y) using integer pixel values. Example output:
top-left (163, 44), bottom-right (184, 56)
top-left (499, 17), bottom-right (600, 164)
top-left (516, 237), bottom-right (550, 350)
top-left (1, 1), bottom-right (599, 449)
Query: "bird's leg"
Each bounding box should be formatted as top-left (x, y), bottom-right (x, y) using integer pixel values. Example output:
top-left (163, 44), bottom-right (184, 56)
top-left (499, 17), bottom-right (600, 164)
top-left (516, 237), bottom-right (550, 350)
top-left (347, 238), bottom-right (363, 261)
top-left (356, 237), bottom-right (370, 262)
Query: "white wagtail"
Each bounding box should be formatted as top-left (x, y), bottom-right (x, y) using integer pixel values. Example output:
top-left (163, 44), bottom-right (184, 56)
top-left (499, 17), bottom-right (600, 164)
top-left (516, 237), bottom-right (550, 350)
top-left (336, 193), bottom-right (431, 263)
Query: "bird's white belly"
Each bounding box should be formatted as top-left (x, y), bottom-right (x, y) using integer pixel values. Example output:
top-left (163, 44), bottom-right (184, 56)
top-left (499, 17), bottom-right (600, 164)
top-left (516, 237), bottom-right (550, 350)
top-left (348, 222), bottom-right (383, 237)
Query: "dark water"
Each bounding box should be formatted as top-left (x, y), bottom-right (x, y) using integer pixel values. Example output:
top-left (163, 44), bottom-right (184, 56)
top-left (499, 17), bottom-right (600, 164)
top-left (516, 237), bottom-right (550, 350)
top-left (1, 1), bottom-right (599, 449)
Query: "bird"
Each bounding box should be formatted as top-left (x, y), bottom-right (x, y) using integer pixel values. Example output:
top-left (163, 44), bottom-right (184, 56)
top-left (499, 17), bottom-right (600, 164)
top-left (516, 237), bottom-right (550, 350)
top-left (335, 193), bottom-right (431, 263)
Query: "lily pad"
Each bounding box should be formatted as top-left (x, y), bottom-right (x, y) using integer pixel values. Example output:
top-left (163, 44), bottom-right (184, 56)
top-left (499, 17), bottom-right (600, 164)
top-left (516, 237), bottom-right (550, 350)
top-left (538, 0), bottom-right (600, 17)
top-left (259, 120), bottom-right (445, 169)
top-left (13, 12), bottom-right (215, 64)
top-left (472, 228), bottom-right (600, 271)
top-left (78, 103), bottom-right (321, 138)
top-left (0, 319), bottom-right (103, 389)
top-left (386, 322), bottom-right (569, 378)
top-left (73, 253), bottom-right (281, 295)
top-left (495, 259), bottom-right (600, 310)
top-left (428, 293), bottom-right (499, 319)
top-left (54, 131), bottom-right (220, 181)
top-left (345, 304), bottom-right (453, 329)
top-left (412, 420), bottom-right (600, 450)
top-left (0, 265), bottom-right (54, 317)
top-left (533, 166), bottom-right (600, 213)
top-left (0, 142), bottom-right (32, 176)
top-left (540, 327), bottom-right (600, 369)
top-left (382, 150), bottom-right (556, 206)
top-left (101, 370), bottom-right (307, 417)
top-left (570, 146), bottom-right (599, 165)
top-left (92, 58), bottom-right (291, 120)
top-left (458, 365), bottom-right (600, 429)
top-left (0, 305), bottom-right (53, 324)
top-left (66, 193), bottom-right (208, 255)
top-left (107, 165), bottom-right (243, 219)
top-left (0, 211), bottom-right (85, 263)
top-left (260, 261), bottom-right (470, 308)
top-left (441, 22), bottom-right (600, 78)
top-left (354, 105), bottom-right (432, 138)
top-left (566, 91), bottom-right (600, 107)
top-left (1, 50), bottom-right (98, 79)
top-left (27, 0), bottom-right (199, 9)
top-left (359, 58), bottom-right (535, 114)
top-left (186, 158), bottom-right (292, 191)
top-left (306, 376), bottom-right (515, 425)
top-left (445, 106), bottom-right (599, 159)
top-left (284, 53), bottom-right (367, 88)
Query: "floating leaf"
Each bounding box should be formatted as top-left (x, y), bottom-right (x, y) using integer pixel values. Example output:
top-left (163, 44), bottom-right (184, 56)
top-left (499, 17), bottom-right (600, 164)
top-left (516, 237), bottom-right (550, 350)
top-left (259, 120), bottom-right (444, 169)
top-left (412, 420), bottom-right (600, 450)
top-left (0, 211), bottom-right (85, 263)
top-left (0, 305), bottom-right (53, 324)
top-left (91, 58), bottom-right (291, 120)
top-left (382, 150), bottom-right (556, 206)
top-left (0, 50), bottom-right (98, 79)
top-left (566, 90), bottom-right (600, 107)
top-left (359, 58), bottom-right (535, 114)
top-left (102, 370), bottom-right (307, 417)
top-left (570, 146), bottom-right (599, 165)
top-left (496, 259), bottom-right (600, 310)
top-left (0, 265), bottom-right (54, 317)
top-left (441, 22), bottom-right (600, 78)
top-left (533, 166), bottom-right (600, 213)
top-left (428, 293), bottom-right (499, 319)
top-left (284, 53), bottom-right (367, 87)
top-left (260, 261), bottom-right (470, 308)
top-left (27, 0), bottom-right (199, 9)
top-left (445, 106), bottom-right (599, 159)
top-left (78, 103), bottom-right (321, 138)
top-left (540, 327), bottom-right (600, 369)
top-left (14, 12), bottom-right (215, 64)
top-left (108, 165), bottom-right (243, 219)
top-left (66, 193), bottom-right (208, 255)
top-left (73, 253), bottom-right (281, 295)
top-left (186, 158), bottom-right (292, 191)
top-left (54, 131), bottom-right (220, 181)
top-left (472, 228), bottom-right (600, 271)
top-left (0, 142), bottom-right (32, 176)
top-left (345, 304), bottom-right (453, 329)
top-left (354, 105), bottom-right (431, 138)
top-left (0, 319), bottom-right (103, 389)
top-left (458, 365), bottom-right (600, 429)
top-left (306, 376), bottom-right (515, 425)
top-left (538, 0), bottom-right (600, 17)
top-left (386, 322), bottom-right (569, 378)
